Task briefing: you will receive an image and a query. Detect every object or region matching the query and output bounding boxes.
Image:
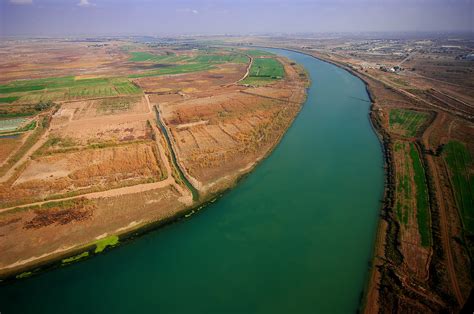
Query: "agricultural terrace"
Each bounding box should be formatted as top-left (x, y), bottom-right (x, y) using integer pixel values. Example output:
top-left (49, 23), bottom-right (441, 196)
top-left (0, 76), bottom-right (141, 104)
top-left (444, 141), bottom-right (474, 234)
top-left (393, 141), bottom-right (431, 247)
top-left (241, 57), bottom-right (285, 86)
top-left (389, 108), bottom-right (430, 137)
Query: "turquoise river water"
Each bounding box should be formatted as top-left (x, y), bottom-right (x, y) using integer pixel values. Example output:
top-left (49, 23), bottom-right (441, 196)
top-left (0, 48), bottom-right (384, 313)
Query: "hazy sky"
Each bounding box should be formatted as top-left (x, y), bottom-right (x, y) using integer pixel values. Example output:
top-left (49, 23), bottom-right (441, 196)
top-left (1, 0), bottom-right (473, 36)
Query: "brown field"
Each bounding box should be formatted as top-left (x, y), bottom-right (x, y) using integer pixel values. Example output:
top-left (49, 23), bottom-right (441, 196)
top-left (0, 142), bottom-right (164, 206)
top-left (0, 40), bottom-right (131, 83)
top-left (0, 134), bottom-right (27, 165)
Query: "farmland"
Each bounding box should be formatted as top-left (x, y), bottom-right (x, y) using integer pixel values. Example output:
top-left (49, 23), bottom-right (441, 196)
top-left (0, 118), bottom-right (29, 132)
top-left (0, 41), bottom-right (308, 280)
top-left (410, 143), bottom-right (431, 247)
top-left (392, 142), bottom-right (431, 248)
top-left (444, 141), bottom-right (474, 233)
top-left (242, 57), bottom-right (285, 86)
top-left (0, 76), bottom-right (142, 104)
top-left (388, 108), bottom-right (430, 137)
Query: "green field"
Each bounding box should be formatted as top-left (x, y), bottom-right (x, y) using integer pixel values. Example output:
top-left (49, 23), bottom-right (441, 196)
top-left (129, 51), bottom-right (192, 63)
top-left (0, 76), bottom-right (143, 103)
top-left (127, 51), bottom-right (249, 78)
top-left (410, 143), bottom-right (431, 247)
top-left (0, 96), bottom-right (20, 103)
top-left (192, 54), bottom-right (247, 64)
top-left (394, 141), bottom-right (411, 226)
top-left (444, 141), bottom-right (474, 234)
top-left (393, 141), bottom-right (431, 246)
top-left (389, 108), bottom-right (430, 137)
top-left (244, 49), bottom-right (275, 57)
top-left (241, 57), bottom-right (285, 86)
top-left (129, 51), bottom-right (247, 65)
top-left (129, 63), bottom-right (214, 78)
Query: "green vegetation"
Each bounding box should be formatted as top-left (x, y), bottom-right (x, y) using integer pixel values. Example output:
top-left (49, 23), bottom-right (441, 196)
top-left (113, 80), bottom-right (141, 94)
top-left (444, 141), bottom-right (474, 234)
top-left (129, 51), bottom-right (247, 64)
top-left (94, 235), bottom-right (119, 253)
top-left (129, 63), bottom-right (214, 78)
top-left (393, 141), bottom-right (431, 247)
top-left (244, 49), bottom-right (275, 57)
top-left (394, 141), bottom-right (411, 226)
top-left (0, 96), bottom-right (20, 103)
top-left (0, 76), bottom-right (143, 103)
top-left (192, 53), bottom-right (247, 64)
top-left (128, 51), bottom-right (248, 78)
top-left (241, 57), bottom-right (285, 86)
top-left (17, 121), bottom-right (36, 132)
top-left (248, 58), bottom-right (284, 78)
top-left (62, 252), bottom-right (89, 264)
top-left (129, 52), bottom-right (190, 63)
top-left (389, 109), bottom-right (429, 137)
top-left (410, 143), bottom-right (431, 247)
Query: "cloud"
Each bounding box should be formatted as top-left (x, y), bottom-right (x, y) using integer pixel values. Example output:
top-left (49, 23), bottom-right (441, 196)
top-left (9, 0), bottom-right (33, 5)
top-left (176, 8), bottom-right (199, 14)
top-left (78, 0), bottom-right (94, 7)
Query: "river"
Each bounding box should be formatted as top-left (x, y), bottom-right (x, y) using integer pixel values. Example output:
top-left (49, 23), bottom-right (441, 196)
top-left (0, 48), bottom-right (384, 313)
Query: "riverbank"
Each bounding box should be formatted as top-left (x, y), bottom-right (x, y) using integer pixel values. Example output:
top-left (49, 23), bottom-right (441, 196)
top-left (1, 47), bottom-right (384, 314)
top-left (246, 45), bottom-right (390, 313)
top-left (0, 52), bottom-right (309, 283)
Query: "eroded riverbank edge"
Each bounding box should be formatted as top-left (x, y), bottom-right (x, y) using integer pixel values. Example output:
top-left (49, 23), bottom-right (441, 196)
top-left (0, 56), bottom-right (310, 284)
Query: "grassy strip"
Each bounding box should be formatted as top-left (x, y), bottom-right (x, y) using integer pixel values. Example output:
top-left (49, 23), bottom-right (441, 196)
top-left (394, 141), bottom-right (410, 226)
top-left (410, 143), bottom-right (431, 246)
top-left (62, 252), bottom-right (89, 264)
top-left (444, 141), bottom-right (474, 234)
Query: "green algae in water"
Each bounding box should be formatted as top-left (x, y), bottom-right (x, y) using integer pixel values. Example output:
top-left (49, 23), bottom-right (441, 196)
top-left (94, 235), bottom-right (119, 253)
top-left (16, 272), bottom-right (32, 279)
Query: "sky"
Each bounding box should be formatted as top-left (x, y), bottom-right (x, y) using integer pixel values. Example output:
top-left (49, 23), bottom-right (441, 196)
top-left (0, 0), bottom-right (473, 36)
